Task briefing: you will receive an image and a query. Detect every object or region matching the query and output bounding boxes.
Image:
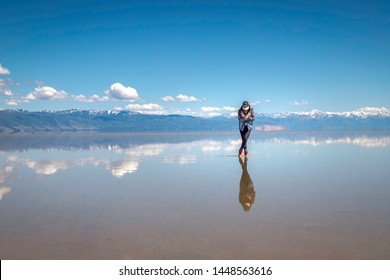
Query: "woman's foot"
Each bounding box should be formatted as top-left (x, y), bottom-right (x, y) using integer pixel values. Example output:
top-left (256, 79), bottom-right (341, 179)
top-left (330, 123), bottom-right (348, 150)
top-left (238, 148), bottom-right (243, 157)
top-left (244, 150), bottom-right (248, 157)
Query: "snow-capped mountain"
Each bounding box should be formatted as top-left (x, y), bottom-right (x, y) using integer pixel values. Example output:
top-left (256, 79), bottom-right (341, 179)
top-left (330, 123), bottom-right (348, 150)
top-left (1, 107), bottom-right (390, 133)
top-left (266, 107), bottom-right (390, 119)
top-left (337, 107), bottom-right (390, 118)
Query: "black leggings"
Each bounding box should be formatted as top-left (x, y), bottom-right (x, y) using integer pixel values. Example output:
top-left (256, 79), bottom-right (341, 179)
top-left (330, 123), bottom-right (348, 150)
top-left (240, 126), bottom-right (251, 151)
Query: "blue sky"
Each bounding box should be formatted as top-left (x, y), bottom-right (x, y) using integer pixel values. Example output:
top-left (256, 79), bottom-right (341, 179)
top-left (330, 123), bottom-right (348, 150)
top-left (1, 0), bottom-right (389, 115)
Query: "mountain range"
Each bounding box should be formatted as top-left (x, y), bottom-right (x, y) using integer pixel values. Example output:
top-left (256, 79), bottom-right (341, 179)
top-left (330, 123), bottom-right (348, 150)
top-left (1, 107), bottom-right (390, 133)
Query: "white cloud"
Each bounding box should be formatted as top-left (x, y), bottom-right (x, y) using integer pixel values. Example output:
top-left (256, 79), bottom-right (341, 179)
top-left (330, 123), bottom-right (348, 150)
top-left (222, 106), bottom-right (237, 111)
top-left (200, 106), bottom-right (225, 117)
top-left (290, 100), bottom-right (308, 106)
top-left (35, 80), bottom-right (45, 86)
top-left (0, 64), bottom-right (10, 75)
top-left (249, 101), bottom-right (261, 106)
top-left (105, 82), bottom-right (139, 101)
top-left (161, 94), bottom-right (202, 102)
top-left (176, 94), bottom-right (201, 102)
top-left (25, 86), bottom-right (69, 101)
top-left (2, 89), bottom-right (13, 96)
top-left (74, 94), bottom-right (109, 102)
top-left (125, 103), bottom-right (165, 114)
top-left (161, 95), bottom-right (176, 102)
top-left (0, 78), bottom-right (14, 97)
top-left (5, 100), bottom-right (18, 106)
top-left (200, 106), bottom-right (238, 117)
top-left (206, 112), bottom-right (222, 117)
top-left (157, 107), bottom-right (198, 116)
top-left (125, 103), bottom-right (163, 111)
top-left (201, 106), bottom-right (221, 112)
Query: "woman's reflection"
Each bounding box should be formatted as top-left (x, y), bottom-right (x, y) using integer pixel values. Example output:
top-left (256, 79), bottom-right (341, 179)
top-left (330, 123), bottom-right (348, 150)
top-left (239, 157), bottom-right (256, 212)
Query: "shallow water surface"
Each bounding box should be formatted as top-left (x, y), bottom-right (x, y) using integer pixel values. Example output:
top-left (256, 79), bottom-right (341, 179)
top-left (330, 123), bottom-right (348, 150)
top-left (0, 131), bottom-right (390, 259)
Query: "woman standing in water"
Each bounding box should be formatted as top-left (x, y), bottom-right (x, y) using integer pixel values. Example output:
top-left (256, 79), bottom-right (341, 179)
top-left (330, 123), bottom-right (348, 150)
top-left (238, 101), bottom-right (255, 157)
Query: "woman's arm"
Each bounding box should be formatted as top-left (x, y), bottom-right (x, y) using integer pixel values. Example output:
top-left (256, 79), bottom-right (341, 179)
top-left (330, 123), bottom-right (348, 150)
top-left (246, 109), bottom-right (255, 120)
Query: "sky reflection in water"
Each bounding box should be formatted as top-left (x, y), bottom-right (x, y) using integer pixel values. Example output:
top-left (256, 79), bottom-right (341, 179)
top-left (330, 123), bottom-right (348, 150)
top-left (0, 131), bottom-right (390, 259)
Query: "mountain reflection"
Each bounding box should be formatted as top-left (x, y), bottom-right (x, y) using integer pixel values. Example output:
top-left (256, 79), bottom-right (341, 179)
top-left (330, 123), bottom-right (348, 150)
top-left (239, 157), bottom-right (256, 212)
top-left (1, 132), bottom-right (390, 152)
top-left (1, 132), bottom-right (390, 184)
top-left (269, 135), bottom-right (390, 148)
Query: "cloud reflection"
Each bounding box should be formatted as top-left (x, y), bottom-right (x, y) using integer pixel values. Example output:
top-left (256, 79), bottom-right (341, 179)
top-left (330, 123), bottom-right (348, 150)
top-left (0, 187), bottom-right (11, 201)
top-left (0, 165), bottom-right (13, 201)
top-left (109, 160), bottom-right (139, 177)
top-left (177, 156), bottom-right (197, 165)
top-left (0, 166), bottom-right (13, 183)
top-left (201, 141), bottom-right (222, 152)
top-left (24, 159), bottom-right (70, 175)
top-left (1, 133), bottom-right (389, 183)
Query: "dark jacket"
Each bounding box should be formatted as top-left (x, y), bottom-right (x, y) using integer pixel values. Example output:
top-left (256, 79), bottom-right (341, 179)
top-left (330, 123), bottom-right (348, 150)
top-left (238, 107), bottom-right (255, 131)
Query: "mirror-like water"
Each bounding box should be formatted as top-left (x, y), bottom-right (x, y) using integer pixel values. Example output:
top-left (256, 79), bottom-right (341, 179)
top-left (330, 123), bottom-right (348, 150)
top-left (1, 131), bottom-right (389, 259)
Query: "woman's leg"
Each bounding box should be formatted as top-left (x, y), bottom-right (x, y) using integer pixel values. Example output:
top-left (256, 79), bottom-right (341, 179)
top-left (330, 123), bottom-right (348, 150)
top-left (243, 129), bottom-right (251, 151)
top-left (240, 126), bottom-right (249, 150)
